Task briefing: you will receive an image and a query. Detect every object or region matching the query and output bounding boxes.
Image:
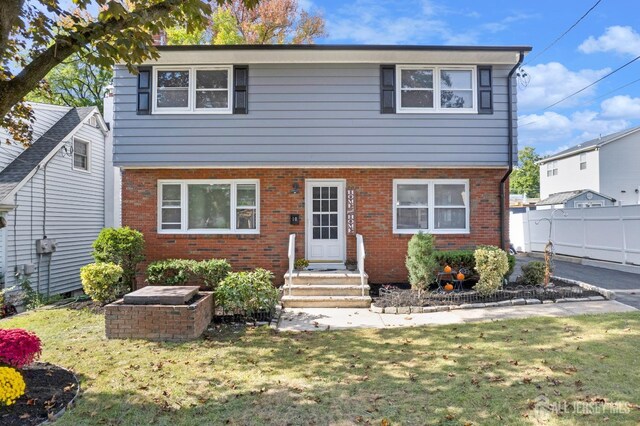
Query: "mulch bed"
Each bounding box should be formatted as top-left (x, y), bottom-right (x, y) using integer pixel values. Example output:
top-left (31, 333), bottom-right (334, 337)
top-left (0, 362), bottom-right (78, 426)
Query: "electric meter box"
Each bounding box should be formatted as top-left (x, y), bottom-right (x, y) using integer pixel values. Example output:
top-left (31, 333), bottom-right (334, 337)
top-left (35, 238), bottom-right (57, 254)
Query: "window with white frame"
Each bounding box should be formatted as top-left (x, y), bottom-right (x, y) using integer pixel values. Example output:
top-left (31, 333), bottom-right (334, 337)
top-left (154, 66), bottom-right (231, 113)
top-left (546, 161), bottom-right (558, 177)
top-left (579, 153), bottom-right (587, 170)
top-left (158, 180), bottom-right (258, 233)
top-left (393, 179), bottom-right (469, 233)
top-left (73, 139), bottom-right (89, 171)
top-left (397, 66), bottom-right (476, 113)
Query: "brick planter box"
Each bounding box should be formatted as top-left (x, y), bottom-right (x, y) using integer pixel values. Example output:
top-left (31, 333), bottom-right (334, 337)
top-left (105, 292), bottom-right (213, 342)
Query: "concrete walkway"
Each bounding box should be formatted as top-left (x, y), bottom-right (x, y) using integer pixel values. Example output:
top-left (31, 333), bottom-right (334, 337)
top-left (277, 300), bottom-right (636, 331)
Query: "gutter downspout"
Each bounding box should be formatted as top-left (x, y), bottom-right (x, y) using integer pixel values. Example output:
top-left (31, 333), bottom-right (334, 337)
top-left (500, 51), bottom-right (525, 250)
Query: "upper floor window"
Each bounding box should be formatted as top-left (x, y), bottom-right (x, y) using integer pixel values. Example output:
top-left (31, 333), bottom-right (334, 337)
top-left (579, 153), bottom-right (587, 170)
top-left (73, 138), bottom-right (90, 172)
top-left (158, 180), bottom-right (259, 234)
top-left (393, 179), bottom-right (469, 234)
top-left (397, 66), bottom-right (476, 113)
top-left (153, 66), bottom-right (232, 114)
top-left (546, 161), bottom-right (558, 177)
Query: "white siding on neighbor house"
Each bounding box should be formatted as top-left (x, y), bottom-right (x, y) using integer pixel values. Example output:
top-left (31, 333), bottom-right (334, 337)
top-left (113, 63), bottom-right (518, 167)
top-left (2, 121), bottom-right (106, 295)
top-left (539, 150), bottom-right (600, 199)
top-left (599, 132), bottom-right (640, 205)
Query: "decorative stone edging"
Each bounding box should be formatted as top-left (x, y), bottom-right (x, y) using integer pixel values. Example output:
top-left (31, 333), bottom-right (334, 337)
top-left (551, 275), bottom-right (616, 300)
top-left (371, 294), bottom-right (609, 314)
top-left (38, 364), bottom-right (81, 425)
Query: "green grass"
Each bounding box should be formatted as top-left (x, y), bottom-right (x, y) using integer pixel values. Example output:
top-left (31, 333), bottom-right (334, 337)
top-left (2, 308), bottom-right (640, 425)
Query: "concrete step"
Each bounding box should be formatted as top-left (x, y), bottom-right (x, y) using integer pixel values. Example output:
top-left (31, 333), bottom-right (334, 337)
top-left (287, 285), bottom-right (370, 296)
top-left (281, 295), bottom-right (372, 308)
top-left (283, 271), bottom-right (368, 286)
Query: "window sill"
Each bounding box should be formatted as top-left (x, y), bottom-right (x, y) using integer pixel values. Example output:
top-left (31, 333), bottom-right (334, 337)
top-left (152, 109), bottom-right (233, 115)
top-left (395, 109), bottom-right (478, 114)
top-left (158, 230), bottom-right (260, 235)
top-left (393, 229), bottom-right (470, 235)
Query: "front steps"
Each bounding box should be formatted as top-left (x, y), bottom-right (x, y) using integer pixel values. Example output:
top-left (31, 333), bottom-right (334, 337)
top-left (281, 270), bottom-right (372, 308)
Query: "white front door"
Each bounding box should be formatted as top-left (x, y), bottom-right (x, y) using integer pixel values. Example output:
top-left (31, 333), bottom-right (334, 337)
top-left (305, 180), bottom-right (345, 263)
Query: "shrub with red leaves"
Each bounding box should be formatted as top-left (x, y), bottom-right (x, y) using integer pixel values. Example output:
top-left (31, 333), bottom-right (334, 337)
top-left (0, 329), bottom-right (42, 368)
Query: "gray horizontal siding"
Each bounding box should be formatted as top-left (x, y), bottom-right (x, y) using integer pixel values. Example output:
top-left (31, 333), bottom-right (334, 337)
top-left (113, 63), bottom-right (518, 167)
top-left (3, 122), bottom-right (105, 295)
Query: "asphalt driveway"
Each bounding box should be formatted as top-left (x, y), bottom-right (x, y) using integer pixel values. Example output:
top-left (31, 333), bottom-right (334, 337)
top-left (516, 256), bottom-right (640, 309)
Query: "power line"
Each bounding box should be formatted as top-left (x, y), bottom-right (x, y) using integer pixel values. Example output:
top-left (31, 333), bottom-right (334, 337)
top-left (523, 0), bottom-right (603, 66)
top-left (542, 54), bottom-right (640, 111)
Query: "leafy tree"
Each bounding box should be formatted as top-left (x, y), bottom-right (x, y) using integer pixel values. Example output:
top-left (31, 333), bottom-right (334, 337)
top-left (167, 0), bottom-right (326, 45)
top-left (510, 146), bottom-right (541, 198)
top-left (0, 0), bottom-right (258, 147)
top-left (26, 52), bottom-right (112, 112)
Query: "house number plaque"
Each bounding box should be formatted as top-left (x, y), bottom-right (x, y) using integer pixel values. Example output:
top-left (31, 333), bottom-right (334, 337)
top-left (346, 187), bottom-right (356, 235)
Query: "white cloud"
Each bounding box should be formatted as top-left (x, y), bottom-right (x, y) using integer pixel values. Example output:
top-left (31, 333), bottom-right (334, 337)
top-left (600, 95), bottom-right (640, 119)
top-left (518, 62), bottom-right (610, 110)
top-left (578, 25), bottom-right (640, 56)
top-left (518, 109), bottom-right (630, 149)
top-left (324, 0), bottom-right (533, 45)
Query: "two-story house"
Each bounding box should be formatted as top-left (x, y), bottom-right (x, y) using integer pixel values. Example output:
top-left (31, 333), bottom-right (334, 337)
top-left (538, 126), bottom-right (640, 206)
top-left (112, 45), bottom-right (530, 306)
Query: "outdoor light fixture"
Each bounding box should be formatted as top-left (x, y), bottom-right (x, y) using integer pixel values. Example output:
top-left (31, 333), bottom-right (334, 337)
top-left (291, 182), bottom-right (299, 194)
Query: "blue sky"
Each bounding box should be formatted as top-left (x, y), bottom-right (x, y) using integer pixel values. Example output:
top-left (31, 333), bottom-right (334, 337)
top-left (303, 0), bottom-right (640, 156)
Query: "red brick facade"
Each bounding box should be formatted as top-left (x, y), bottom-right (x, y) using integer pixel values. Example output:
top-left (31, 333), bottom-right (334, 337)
top-left (122, 168), bottom-right (508, 285)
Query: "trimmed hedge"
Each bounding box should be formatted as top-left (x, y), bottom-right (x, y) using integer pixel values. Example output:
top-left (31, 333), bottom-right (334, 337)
top-left (146, 258), bottom-right (231, 290)
top-left (214, 268), bottom-right (277, 318)
top-left (432, 250), bottom-right (516, 280)
top-left (80, 262), bottom-right (125, 304)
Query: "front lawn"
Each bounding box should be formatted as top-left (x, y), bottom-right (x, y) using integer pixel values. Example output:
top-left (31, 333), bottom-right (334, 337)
top-left (2, 308), bottom-right (639, 425)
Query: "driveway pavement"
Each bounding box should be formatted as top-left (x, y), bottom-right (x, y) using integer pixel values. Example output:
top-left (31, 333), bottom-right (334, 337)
top-left (516, 256), bottom-right (640, 309)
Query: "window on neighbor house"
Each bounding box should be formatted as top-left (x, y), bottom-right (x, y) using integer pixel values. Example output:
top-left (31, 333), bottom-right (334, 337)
top-left (158, 180), bottom-right (259, 233)
top-left (154, 66), bottom-right (231, 113)
top-left (580, 153), bottom-right (587, 170)
top-left (393, 179), bottom-right (469, 234)
top-left (73, 139), bottom-right (89, 171)
top-left (397, 66), bottom-right (476, 113)
top-left (547, 161), bottom-right (558, 177)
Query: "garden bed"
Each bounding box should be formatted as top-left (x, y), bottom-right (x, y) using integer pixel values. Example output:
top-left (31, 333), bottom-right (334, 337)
top-left (372, 278), bottom-right (607, 311)
top-left (0, 362), bottom-right (79, 426)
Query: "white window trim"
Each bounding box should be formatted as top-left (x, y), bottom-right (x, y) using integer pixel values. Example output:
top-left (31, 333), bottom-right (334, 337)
top-left (152, 66), bottom-right (233, 115)
top-left (392, 179), bottom-right (470, 234)
top-left (396, 65), bottom-right (477, 114)
top-left (71, 137), bottom-right (91, 173)
top-left (157, 179), bottom-right (260, 235)
top-left (576, 201), bottom-right (604, 208)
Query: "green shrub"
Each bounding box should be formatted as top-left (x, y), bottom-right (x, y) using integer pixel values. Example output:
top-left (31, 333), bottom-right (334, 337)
top-left (432, 250), bottom-right (476, 272)
top-left (506, 254), bottom-right (516, 280)
top-left (214, 268), bottom-right (277, 317)
top-left (80, 262), bottom-right (124, 304)
top-left (519, 261), bottom-right (546, 286)
top-left (294, 259), bottom-right (309, 270)
top-left (406, 233), bottom-right (438, 291)
top-left (473, 246), bottom-right (509, 296)
top-left (92, 227), bottom-right (144, 292)
top-left (146, 258), bottom-right (231, 290)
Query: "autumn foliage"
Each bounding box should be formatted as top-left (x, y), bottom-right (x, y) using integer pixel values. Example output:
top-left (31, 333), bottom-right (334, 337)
top-left (0, 329), bottom-right (42, 369)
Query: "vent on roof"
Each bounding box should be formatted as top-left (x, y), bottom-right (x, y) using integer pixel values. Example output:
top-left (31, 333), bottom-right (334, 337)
top-left (88, 115), bottom-right (97, 127)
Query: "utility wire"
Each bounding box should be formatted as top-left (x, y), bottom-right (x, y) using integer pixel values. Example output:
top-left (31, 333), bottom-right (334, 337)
top-left (523, 0), bottom-right (604, 66)
top-left (542, 54), bottom-right (640, 111)
top-left (520, 71), bottom-right (640, 128)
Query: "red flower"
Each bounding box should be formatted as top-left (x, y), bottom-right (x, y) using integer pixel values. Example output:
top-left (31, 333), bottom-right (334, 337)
top-left (0, 329), bottom-right (42, 368)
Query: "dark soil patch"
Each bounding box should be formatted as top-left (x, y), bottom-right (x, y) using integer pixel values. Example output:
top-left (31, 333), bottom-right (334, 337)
top-left (54, 299), bottom-right (104, 314)
top-left (0, 362), bottom-right (78, 426)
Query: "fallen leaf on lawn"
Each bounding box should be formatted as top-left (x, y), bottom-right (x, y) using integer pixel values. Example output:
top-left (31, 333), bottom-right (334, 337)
top-left (523, 377), bottom-right (532, 384)
top-left (381, 418), bottom-right (390, 426)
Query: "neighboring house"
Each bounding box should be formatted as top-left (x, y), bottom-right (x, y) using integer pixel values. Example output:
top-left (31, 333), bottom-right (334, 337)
top-left (537, 189), bottom-right (616, 209)
top-left (112, 44), bottom-right (530, 306)
top-left (0, 103), bottom-right (111, 296)
top-left (538, 126), bottom-right (640, 205)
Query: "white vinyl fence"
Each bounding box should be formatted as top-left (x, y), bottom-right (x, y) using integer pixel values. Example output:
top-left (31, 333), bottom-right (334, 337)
top-left (510, 205), bottom-right (640, 265)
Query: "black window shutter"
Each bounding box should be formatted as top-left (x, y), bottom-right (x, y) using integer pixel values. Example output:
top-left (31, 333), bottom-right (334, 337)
top-left (477, 66), bottom-right (493, 114)
top-left (233, 65), bottom-right (248, 114)
top-left (137, 66), bottom-right (152, 115)
top-left (380, 65), bottom-right (395, 114)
